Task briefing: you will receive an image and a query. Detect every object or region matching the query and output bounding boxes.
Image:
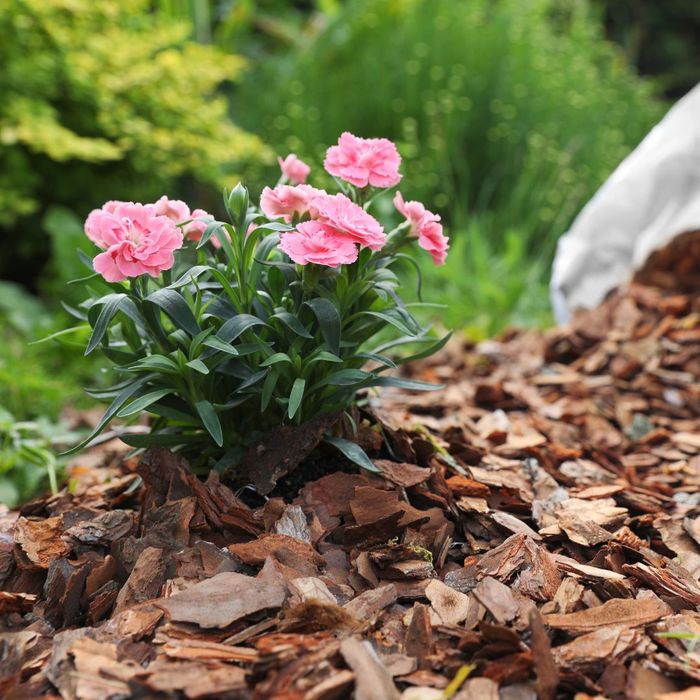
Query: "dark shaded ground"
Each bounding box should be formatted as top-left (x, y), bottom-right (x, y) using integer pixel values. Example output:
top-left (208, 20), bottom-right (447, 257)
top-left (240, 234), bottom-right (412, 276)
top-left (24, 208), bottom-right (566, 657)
top-left (1, 264), bottom-right (700, 698)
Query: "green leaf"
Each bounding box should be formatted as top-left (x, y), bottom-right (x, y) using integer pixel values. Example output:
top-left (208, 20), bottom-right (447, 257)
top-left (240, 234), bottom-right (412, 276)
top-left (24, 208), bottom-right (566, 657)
top-left (272, 311), bottom-right (313, 339)
top-left (288, 378), bottom-right (306, 420)
top-left (324, 436), bottom-right (381, 473)
top-left (307, 351), bottom-right (343, 365)
top-left (234, 369), bottom-right (269, 393)
top-left (189, 328), bottom-right (214, 357)
top-left (318, 369), bottom-right (372, 387)
top-left (62, 376), bottom-right (152, 454)
top-left (395, 332), bottom-right (453, 365)
top-left (127, 355), bottom-right (181, 374)
top-left (363, 310), bottom-right (415, 336)
top-left (146, 288), bottom-right (200, 336)
top-left (167, 265), bottom-right (211, 289)
top-left (196, 219), bottom-right (225, 249)
top-left (356, 352), bottom-right (397, 369)
top-left (202, 336), bottom-right (240, 356)
top-left (305, 297), bottom-right (340, 355)
top-left (120, 432), bottom-right (202, 448)
top-left (369, 376), bottom-right (443, 391)
top-left (217, 314), bottom-right (268, 343)
top-left (85, 293), bottom-right (127, 354)
top-left (260, 370), bottom-right (278, 411)
top-left (195, 400), bottom-right (223, 446)
top-left (260, 352), bottom-right (292, 368)
top-left (186, 358), bottom-right (209, 374)
top-left (117, 388), bottom-right (173, 417)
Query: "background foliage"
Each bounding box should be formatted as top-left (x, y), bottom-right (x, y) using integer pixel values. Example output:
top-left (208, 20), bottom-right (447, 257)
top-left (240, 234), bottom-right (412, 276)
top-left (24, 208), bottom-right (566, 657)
top-left (0, 0), bottom-right (269, 290)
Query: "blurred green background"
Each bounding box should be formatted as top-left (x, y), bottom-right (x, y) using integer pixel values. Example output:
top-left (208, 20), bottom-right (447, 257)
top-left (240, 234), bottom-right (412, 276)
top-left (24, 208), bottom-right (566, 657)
top-left (2, 0), bottom-right (697, 502)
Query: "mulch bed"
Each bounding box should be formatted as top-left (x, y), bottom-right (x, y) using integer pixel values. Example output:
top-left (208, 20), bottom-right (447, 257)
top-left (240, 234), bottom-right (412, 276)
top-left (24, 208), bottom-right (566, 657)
top-left (1, 278), bottom-right (700, 699)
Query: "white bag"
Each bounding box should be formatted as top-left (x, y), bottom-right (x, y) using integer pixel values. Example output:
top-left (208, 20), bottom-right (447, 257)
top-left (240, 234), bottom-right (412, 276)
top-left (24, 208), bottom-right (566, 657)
top-left (551, 83), bottom-right (700, 324)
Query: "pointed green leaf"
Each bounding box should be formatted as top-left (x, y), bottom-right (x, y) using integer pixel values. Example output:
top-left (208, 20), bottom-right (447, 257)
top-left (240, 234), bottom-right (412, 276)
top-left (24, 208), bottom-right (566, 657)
top-left (305, 298), bottom-right (340, 355)
top-left (62, 376), bottom-right (152, 454)
top-left (369, 376), bottom-right (443, 391)
top-left (85, 293), bottom-right (126, 354)
top-left (217, 314), bottom-right (269, 343)
top-left (288, 378), bottom-right (306, 420)
top-left (195, 400), bottom-right (223, 446)
top-left (325, 436), bottom-right (381, 473)
top-left (146, 288), bottom-right (200, 336)
top-left (186, 358), bottom-right (210, 374)
top-left (272, 311), bottom-right (313, 339)
top-left (260, 370), bottom-right (278, 412)
top-left (117, 388), bottom-right (173, 417)
top-left (260, 352), bottom-right (293, 368)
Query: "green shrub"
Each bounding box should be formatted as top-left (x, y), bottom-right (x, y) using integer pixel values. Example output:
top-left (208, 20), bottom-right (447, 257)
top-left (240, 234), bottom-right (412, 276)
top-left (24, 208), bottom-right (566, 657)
top-left (0, 405), bottom-right (80, 507)
top-left (0, 281), bottom-right (103, 420)
top-left (0, 0), bottom-right (270, 285)
top-left (236, 0), bottom-right (663, 275)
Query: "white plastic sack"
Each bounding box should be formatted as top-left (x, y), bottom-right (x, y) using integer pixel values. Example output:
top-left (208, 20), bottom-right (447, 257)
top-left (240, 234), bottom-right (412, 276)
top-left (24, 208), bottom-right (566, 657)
top-left (551, 83), bottom-right (700, 324)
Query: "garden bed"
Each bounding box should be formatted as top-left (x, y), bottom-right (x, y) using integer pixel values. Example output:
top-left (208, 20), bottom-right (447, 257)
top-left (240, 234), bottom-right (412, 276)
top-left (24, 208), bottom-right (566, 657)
top-left (1, 279), bottom-right (699, 699)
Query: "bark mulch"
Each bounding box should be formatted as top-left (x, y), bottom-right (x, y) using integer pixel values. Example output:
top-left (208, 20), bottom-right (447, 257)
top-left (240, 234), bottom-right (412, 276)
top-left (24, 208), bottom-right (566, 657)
top-left (1, 279), bottom-right (699, 700)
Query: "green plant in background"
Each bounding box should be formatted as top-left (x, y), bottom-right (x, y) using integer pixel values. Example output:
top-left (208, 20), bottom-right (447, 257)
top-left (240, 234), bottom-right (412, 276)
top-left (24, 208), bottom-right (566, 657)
top-left (421, 221), bottom-right (552, 338)
top-left (596, 0), bottom-right (700, 98)
top-left (234, 0), bottom-right (664, 330)
top-left (0, 405), bottom-right (80, 507)
top-left (0, 281), bottom-right (105, 420)
top-left (0, 0), bottom-right (270, 289)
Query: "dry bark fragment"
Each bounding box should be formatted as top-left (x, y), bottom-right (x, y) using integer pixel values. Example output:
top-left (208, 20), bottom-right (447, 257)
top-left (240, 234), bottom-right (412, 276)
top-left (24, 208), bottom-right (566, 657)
top-left (157, 571), bottom-right (286, 628)
top-left (14, 516), bottom-right (70, 569)
top-left (543, 596), bottom-right (671, 634)
top-left (228, 533), bottom-right (325, 571)
top-left (472, 576), bottom-right (519, 624)
top-left (340, 637), bottom-right (400, 700)
top-left (112, 546), bottom-right (167, 616)
top-left (424, 579), bottom-right (472, 626)
top-left (404, 603), bottom-right (433, 668)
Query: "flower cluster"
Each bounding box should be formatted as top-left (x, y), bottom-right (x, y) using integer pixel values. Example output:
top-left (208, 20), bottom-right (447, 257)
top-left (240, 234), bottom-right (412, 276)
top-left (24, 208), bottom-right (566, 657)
top-left (69, 133), bottom-right (450, 472)
top-left (86, 132), bottom-right (449, 282)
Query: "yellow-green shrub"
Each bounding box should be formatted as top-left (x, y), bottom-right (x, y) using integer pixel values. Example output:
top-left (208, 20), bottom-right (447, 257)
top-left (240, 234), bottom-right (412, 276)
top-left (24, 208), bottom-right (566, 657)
top-left (0, 0), bottom-right (270, 281)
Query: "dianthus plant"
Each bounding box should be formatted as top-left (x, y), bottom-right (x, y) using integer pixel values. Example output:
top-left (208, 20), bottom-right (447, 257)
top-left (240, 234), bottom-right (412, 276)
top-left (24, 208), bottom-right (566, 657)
top-left (65, 133), bottom-right (450, 472)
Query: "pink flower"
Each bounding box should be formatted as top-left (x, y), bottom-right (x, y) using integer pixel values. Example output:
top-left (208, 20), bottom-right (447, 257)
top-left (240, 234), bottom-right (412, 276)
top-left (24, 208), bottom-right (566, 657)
top-left (183, 207), bottom-right (221, 247)
top-left (260, 184), bottom-right (324, 223)
top-left (309, 192), bottom-right (386, 251)
top-left (324, 132), bottom-right (402, 188)
top-left (278, 221), bottom-right (358, 267)
top-left (416, 220), bottom-right (449, 265)
top-left (152, 195), bottom-right (191, 223)
top-left (394, 192), bottom-right (449, 265)
top-left (278, 153), bottom-right (310, 185)
top-left (151, 195), bottom-right (219, 247)
top-left (85, 201), bottom-right (183, 282)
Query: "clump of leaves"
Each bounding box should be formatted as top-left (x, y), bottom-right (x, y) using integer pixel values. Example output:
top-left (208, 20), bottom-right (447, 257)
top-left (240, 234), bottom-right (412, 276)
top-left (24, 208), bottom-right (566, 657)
top-left (63, 135), bottom-right (450, 478)
top-left (0, 407), bottom-right (79, 507)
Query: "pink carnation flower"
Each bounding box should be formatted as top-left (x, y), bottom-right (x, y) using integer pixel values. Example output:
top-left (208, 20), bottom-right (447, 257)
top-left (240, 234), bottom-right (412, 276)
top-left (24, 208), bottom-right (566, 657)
top-left (278, 221), bottom-right (358, 267)
top-left (260, 184), bottom-right (324, 223)
top-left (278, 153), bottom-right (310, 185)
top-left (310, 192), bottom-right (386, 251)
top-left (324, 132), bottom-right (402, 188)
top-left (151, 195), bottom-right (218, 247)
top-left (85, 201), bottom-right (183, 282)
top-left (152, 195), bottom-right (191, 223)
top-left (394, 192), bottom-right (449, 265)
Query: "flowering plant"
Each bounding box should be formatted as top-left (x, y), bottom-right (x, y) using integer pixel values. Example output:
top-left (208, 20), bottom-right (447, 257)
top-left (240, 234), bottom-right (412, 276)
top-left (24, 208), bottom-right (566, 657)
top-left (65, 133), bottom-right (450, 474)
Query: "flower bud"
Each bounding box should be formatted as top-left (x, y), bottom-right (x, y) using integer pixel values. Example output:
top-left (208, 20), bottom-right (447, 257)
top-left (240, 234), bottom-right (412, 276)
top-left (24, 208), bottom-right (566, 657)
top-left (226, 182), bottom-right (249, 223)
